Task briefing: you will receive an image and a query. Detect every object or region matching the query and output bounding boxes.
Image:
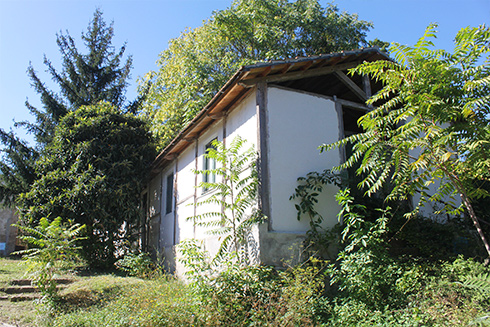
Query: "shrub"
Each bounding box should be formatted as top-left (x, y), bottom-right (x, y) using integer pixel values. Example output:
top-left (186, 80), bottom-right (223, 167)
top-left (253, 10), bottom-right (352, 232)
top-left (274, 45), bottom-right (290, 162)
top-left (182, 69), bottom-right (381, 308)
top-left (14, 217), bottom-right (85, 304)
top-left (115, 252), bottom-right (158, 279)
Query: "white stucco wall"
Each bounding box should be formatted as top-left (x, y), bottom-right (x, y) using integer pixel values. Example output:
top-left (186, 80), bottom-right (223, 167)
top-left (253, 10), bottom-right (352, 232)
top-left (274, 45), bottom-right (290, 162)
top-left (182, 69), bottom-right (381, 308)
top-left (226, 92), bottom-right (258, 147)
top-left (176, 144), bottom-right (198, 243)
top-left (267, 87), bottom-right (341, 233)
top-left (169, 92), bottom-right (258, 276)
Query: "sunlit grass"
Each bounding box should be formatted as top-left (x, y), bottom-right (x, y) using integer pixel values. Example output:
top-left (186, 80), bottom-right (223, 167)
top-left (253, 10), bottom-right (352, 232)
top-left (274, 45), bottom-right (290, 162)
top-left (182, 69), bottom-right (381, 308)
top-left (0, 257), bottom-right (28, 285)
top-left (1, 256), bottom-right (488, 327)
top-left (0, 257), bottom-right (37, 326)
top-left (52, 276), bottom-right (199, 327)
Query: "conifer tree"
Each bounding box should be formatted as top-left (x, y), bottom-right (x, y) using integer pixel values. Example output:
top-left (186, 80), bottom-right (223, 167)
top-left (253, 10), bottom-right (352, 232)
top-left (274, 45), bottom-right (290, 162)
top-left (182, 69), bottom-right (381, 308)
top-left (25, 8), bottom-right (135, 146)
top-left (0, 9), bottom-right (139, 205)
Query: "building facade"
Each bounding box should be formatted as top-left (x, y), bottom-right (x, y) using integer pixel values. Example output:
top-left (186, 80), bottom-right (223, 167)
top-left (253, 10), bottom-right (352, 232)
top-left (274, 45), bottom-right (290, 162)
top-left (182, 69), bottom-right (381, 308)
top-left (144, 48), bottom-right (390, 276)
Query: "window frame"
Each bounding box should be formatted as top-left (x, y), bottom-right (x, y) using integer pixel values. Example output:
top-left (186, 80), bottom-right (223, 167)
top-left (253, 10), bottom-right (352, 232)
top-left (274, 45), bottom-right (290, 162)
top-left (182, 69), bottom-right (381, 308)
top-left (202, 138), bottom-right (217, 192)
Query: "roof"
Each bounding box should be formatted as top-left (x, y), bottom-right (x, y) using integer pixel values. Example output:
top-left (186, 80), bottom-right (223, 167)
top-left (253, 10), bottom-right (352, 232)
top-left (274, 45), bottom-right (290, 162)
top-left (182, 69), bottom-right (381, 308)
top-left (150, 47), bottom-right (390, 175)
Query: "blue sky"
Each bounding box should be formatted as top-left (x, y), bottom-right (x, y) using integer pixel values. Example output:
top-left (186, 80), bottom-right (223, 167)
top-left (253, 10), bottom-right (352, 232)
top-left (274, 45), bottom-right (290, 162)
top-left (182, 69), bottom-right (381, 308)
top-left (1, 0), bottom-right (489, 144)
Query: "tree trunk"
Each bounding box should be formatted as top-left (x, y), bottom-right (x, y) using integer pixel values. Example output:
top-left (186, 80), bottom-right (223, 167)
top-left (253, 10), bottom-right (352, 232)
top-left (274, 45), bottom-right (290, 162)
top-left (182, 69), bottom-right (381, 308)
top-left (441, 165), bottom-right (490, 258)
top-left (460, 191), bottom-right (490, 258)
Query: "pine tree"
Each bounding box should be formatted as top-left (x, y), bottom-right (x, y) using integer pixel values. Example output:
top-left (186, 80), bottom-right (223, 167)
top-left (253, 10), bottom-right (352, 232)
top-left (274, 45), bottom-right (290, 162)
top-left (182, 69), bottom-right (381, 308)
top-left (0, 9), bottom-right (139, 205)
top-left (25, 8), bottom-right (135, 146)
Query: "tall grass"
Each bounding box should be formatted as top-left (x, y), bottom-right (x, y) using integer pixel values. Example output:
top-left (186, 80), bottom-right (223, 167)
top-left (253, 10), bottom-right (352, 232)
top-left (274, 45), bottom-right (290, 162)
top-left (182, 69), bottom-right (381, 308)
top-left (2, 256), bottom-right (489, 326)
top-left (50, 276), bottom-right (198, 327)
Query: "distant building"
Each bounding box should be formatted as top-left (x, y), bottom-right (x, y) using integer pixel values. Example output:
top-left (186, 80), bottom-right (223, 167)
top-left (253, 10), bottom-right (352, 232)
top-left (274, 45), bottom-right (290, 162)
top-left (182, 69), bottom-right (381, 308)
top-left (0, 206), bottom-right (18, 256)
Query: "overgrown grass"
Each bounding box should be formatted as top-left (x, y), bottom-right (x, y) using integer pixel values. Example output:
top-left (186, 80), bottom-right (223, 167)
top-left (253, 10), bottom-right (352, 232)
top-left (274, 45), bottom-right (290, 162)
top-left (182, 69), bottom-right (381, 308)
top-left (50, 276), bottom-right (197, 327)
top-left (2, 255), bottom-right (489, 326)
top-left (0, 257), bottom-right (38, 326)
top-left (0, 256), bottom-right (27, 285)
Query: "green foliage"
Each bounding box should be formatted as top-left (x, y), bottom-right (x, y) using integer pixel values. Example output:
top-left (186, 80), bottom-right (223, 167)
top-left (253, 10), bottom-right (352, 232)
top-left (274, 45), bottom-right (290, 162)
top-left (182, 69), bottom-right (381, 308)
top-left (290, 169), bottom-right (341, 258)
top-left (115, 253), bottom-right (159, 279)
top-left (178, 239), bottom-right (212, 287)
top-left (391, 215), bottom-right (482, 260)
top-left (189, 136), bottom-right (264, 264)
top-left (0, 130), bottom-right (38, 207)
top-left (290, 169), bottom-right (341, 231)
top-left (461, 271), bottom-right (490, 327)
top-left (141, 0), bottom-right (375, 148)
top-left (26, 9), bottom-right (136, 146)
top-left (463, 273), bottom-right (490, 296)
top-left (3, 255), bottom-right (489, 326)
top-left (18, 102), bottom-right (156, 268)
top-left (179, 239), bottom-right (329, 327)
top-left (14, 217), bottom-right (85, 302)
top-left (321, 24), bottom-right (490, 256)
top-left (321, 188), bottom-right (490, 325)
top-left (0, 9), bottom-right (142, 223)
top-left (327, 189), bottom-right (408, 310)
top-left (335, 188), bottom-right (391, 253)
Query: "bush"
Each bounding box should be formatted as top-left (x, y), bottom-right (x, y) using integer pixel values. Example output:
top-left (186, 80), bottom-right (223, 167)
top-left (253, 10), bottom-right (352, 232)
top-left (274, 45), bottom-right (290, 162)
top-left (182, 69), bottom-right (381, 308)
top-left (18, 102), bottom-right (156, 269)
top-left (15, 217), bottom-right (85, 304)
top-left (115, 253), bottom-right (159, 279)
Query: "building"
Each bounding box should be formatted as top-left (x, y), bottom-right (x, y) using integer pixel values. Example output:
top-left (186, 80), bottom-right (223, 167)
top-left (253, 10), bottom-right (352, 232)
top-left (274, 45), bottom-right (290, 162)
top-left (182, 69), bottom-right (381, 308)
top-left (144, 48), bottom-right (390, 276)
top-left (0, 206), bottom-right (18, 256)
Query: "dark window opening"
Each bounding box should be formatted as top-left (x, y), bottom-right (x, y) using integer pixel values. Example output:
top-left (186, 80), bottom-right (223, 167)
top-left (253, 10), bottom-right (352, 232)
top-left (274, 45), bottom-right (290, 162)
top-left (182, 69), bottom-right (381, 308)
top-left (343, 106), bottom-right (367, 196)
top-left (165, 173), bottom-right (174, 214)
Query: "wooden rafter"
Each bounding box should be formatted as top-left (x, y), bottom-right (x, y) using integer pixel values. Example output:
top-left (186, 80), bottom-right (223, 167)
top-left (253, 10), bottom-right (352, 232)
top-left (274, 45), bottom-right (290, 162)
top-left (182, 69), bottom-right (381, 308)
top-left (333, 70), bottom-right (368, 102)
top-left (300, 61), bottom-right (314, 71)
top-left (239, 61), bottom-right (362, 86)
top-left (279, 63), bottom-right (292, 74)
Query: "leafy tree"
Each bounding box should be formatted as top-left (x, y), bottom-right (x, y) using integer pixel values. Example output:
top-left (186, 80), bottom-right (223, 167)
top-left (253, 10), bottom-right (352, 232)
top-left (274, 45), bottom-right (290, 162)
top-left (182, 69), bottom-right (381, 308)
top-left (141, 0), bottom-right (375, 148)
top-left (189, 136), bottom-right (264, 264)
top-left (321, 25), bottom-right (490, 257)
top-left (18, 102), bottom-right (156, 268)
top-left (0, 9), bottom-right (139, 206)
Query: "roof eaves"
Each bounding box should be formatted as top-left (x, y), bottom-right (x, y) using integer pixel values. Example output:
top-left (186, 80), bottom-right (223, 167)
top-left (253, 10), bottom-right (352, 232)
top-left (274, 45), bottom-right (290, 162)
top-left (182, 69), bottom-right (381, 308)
top-left (150, 47), bottom-right (391, 176)
top-left (240, 47), bottom-right (389, 71)
top-left (150, 68), bottom-right (248, 173)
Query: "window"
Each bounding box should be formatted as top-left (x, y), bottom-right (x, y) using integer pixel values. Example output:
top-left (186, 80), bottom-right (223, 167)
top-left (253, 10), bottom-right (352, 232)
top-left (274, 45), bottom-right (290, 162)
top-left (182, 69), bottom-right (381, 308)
top-left (165, 173), bottom-right (174, 214)
top-left (203, 139), bottom-right (217, 190)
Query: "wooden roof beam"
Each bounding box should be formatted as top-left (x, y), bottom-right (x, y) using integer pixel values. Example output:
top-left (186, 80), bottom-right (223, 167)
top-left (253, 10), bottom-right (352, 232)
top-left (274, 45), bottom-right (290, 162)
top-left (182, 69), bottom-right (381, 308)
top-left (279, 63), bottom-right (292, 74)
top-left (333, 70), bottom-right (368, 102)
top-left (257, 66), bottom-right (272, 77)
top-left (208, 111), bottom-right (226, 120)
top-left (300, 61), bottom-right (314, 71)
top-left (165, 153), bottom-right (178, 161)
top-left (239, 61), bottom-right (362, 87)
